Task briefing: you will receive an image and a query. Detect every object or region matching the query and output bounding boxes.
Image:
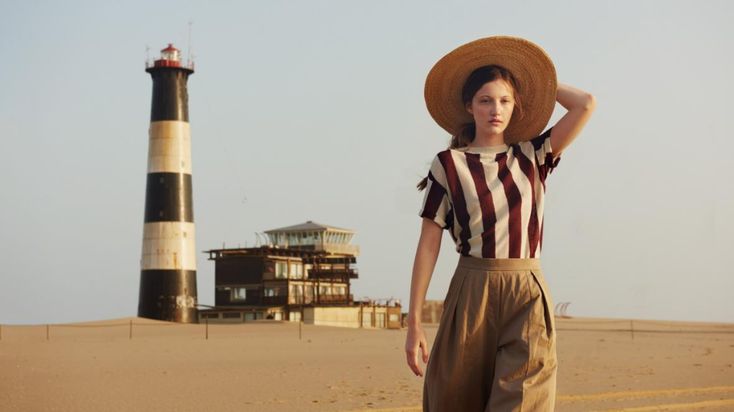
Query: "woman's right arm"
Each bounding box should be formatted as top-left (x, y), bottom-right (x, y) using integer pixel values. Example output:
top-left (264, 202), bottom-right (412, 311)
top-left (405, 217), bottom-right (443, 377)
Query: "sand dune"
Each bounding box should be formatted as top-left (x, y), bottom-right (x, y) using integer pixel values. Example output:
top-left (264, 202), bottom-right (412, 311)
top-left (0, 317), bottom-right (732, 411)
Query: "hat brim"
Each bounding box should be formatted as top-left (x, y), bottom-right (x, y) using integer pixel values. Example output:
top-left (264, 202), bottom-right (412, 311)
top-left (424, 36), bottom-right (557, 144)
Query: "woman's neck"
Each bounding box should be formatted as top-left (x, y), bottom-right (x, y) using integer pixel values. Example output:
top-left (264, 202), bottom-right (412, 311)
top-left (469, 132), bottom-right (505, 148)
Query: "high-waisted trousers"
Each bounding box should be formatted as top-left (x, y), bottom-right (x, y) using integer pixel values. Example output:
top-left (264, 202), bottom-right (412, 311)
top-left (423, 256), bottom-right (557, 412)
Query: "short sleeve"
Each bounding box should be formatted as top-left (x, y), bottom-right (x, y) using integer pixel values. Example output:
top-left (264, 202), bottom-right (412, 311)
top-left (418, 155), bottom-right (452, 229)
top-left (528, 127), bottom-right (561, 181)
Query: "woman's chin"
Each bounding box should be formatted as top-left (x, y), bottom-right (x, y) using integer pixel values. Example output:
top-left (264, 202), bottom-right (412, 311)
top-left (479, 126), bottom-right (507, 137)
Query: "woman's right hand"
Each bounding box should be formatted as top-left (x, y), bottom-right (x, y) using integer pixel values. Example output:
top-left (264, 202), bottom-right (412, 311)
top-left (405, 218), bottom-right (442, 377)
top-left (405, 322), bottom-right (430, 377)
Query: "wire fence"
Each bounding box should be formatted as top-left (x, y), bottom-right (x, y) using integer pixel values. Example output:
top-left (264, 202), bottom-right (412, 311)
top-left (0, 319), bottom-right (187, 342)
top-left (555, 318), bottom-right (734, 339)
top-left (0, 317), bottom-right (398, 343)
top-left (0, 317), bottom-right (731, 343)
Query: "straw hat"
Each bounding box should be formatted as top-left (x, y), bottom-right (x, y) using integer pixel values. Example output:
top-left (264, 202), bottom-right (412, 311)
top-left (424, 36), bottom-right (557, 143)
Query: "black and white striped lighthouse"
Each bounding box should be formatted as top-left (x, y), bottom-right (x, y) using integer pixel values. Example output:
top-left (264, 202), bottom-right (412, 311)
top-left (138, 43), bottom-right (198, 323)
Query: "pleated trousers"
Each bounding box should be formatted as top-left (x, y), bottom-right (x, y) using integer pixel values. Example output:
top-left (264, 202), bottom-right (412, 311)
top-left (423, 256), bottom-right (557, 412)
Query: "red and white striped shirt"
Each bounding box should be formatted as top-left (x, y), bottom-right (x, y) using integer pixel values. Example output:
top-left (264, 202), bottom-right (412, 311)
top-left (419, 128), bottom-right (560, 258)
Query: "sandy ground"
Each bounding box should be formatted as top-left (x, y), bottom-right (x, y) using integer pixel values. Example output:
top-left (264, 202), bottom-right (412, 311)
top-left (0, 317), bottom-right (732, 412)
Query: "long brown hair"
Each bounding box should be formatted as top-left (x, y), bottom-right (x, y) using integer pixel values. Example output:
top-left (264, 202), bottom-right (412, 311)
top-left (417, 65), bottom-right (523, 191)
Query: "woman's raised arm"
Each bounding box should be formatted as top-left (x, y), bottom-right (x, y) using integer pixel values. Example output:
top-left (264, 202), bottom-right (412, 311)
top-left (550, 83), bottom-right (596, 154)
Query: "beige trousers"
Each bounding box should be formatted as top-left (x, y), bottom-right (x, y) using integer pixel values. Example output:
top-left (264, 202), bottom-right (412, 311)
top-left (423, 256), bottom-right (557, 412)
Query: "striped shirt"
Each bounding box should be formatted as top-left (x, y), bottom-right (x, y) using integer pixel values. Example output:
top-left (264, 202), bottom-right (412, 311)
top-left (419, 127), bottom-right (560, 258)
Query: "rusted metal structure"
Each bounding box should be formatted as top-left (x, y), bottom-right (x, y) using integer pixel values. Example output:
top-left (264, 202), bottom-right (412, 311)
top-left (138, 44), bottom-right (198, 323)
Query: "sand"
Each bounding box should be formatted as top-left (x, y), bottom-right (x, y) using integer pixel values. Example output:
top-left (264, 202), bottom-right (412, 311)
top-left (0, 317), bottom-right (732, 411)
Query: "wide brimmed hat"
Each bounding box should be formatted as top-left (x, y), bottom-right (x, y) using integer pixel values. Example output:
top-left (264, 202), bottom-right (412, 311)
top-left (424, 36), bottom-right (557, 143)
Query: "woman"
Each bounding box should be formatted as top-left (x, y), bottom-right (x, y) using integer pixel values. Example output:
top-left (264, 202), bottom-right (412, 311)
top-left (405, 37), bottom-right (596, 411)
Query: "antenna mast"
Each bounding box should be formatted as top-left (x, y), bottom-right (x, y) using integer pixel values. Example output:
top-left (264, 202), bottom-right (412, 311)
top-left (187, 20), bottom-right (193, 67)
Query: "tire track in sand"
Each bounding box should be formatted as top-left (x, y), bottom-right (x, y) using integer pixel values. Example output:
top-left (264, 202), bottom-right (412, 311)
top-left (596, 398), bottom-right (734, 411)
top-left (347, 385), bottom-right (734, 412)
top-left (557, 385), bottom-right (734, 402)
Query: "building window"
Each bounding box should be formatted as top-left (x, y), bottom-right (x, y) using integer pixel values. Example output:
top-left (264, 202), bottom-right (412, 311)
top-left (304, 264), bottom-right (312, 278)
top-left (289, 284), bottom-right (304, 296)
top-left (290, 262), bottom-right (303, 279)
top-left (289, 284), bottom-right (304, 304)
top-left (232, 288), bottom-right (248, 301)
top-left (264, 287), bottom-right (285, 297)
top-left (275, 261), bottom-right (288, 279)
top-left (267, 312), bottom-right (284, 320)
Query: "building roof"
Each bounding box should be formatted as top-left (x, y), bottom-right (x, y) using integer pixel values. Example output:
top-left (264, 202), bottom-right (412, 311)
top-left (264, 220), bottom-right (353, 234)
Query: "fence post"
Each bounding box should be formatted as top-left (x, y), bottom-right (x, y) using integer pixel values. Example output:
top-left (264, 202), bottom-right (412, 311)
top-left (299, 319), bottom-right (302, 340)
top-left (630, 320), bottom-right (634, 341)
top-left (205, 317), bottom-right (208, 340)
top-left (129, 320), bottom-right (132, 340)
top-left (46, 324), bottom-right (50, 341)
top-left (0, 324), bottom-right (2, 341)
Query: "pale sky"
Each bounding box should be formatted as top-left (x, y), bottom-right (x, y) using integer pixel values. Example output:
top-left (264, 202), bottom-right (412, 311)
top-left (1, 0), bottom-right (732, 324)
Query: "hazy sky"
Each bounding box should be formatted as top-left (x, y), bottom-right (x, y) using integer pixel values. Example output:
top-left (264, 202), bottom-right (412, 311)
top-left (1, 1), bottom-right (732, 324)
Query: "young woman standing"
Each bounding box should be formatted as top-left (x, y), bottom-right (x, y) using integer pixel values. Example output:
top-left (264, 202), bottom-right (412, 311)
top-left (405, 37), bottom-right (596, 411)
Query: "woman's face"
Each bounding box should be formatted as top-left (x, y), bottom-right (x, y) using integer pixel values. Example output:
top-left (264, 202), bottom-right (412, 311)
top-left (465, 79), bottom-right (515, 137)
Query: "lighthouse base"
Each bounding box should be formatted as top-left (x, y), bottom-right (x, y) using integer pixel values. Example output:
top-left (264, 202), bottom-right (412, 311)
top-left (138, 269), bottom-right (198, 323)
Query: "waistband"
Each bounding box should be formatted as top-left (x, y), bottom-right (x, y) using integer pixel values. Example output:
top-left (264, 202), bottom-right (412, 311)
top-left (457, 256), bottom-right (542, 271)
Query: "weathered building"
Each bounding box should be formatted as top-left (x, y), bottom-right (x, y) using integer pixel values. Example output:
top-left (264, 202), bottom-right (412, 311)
top-left (199, 221), bottom-right (401, 329)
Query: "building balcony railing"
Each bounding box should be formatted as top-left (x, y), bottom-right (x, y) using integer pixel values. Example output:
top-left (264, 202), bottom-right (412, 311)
top-left (255, 294), bottom-right (353, 306)
top-left (317, 294), bottom-right (352, 304)
top-left (261, 296), bottom-right (287, 306)
top-left (288, 296), bottom-right (315, 305)
top-left (317, 243), bottom-right (360, 256)
top-left (267, 242), bottom-right (360, 256)
top-left (309, 268), bottom-right (359, 280)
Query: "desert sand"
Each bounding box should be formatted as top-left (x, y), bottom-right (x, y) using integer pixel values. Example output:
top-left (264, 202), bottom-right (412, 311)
top-left (1, 317), bottom-right (733, 411)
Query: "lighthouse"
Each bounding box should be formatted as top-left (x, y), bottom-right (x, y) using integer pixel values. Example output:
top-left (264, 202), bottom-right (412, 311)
top-left (138, 43), bottom-right (198, 323)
